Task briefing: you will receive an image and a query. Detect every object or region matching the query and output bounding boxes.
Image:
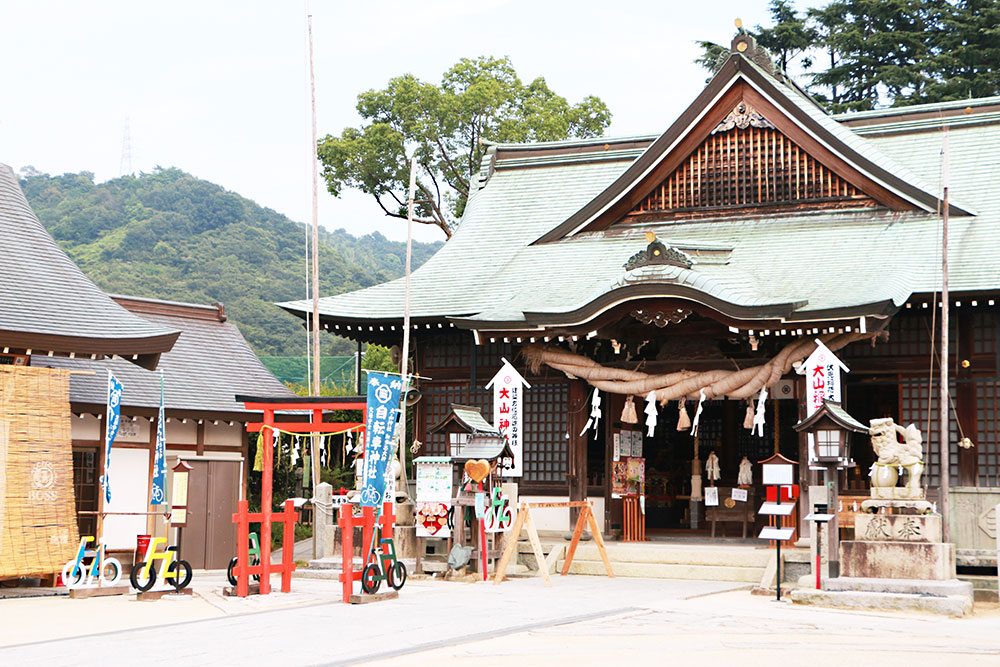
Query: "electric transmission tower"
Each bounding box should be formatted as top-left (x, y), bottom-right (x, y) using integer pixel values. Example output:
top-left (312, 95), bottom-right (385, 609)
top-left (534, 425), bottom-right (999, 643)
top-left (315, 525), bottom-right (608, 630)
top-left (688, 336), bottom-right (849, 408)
top-left (119, 118), bottom-right (135, 176)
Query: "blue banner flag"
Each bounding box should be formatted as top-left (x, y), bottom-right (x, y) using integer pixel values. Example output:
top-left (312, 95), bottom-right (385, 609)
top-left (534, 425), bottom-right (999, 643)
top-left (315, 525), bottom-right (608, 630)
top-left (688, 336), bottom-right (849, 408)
top-left (101, 371), bottom-right (123, 504)
top-left (151, 372), bottom-right (166, 505)
top-left (360, 372), bottom-right (403, 507)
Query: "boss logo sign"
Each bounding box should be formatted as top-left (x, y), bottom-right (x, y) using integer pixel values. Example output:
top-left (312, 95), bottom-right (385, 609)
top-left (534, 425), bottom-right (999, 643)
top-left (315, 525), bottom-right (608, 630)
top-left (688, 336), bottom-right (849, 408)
top-left (29, 461), bottom-right (57, 501)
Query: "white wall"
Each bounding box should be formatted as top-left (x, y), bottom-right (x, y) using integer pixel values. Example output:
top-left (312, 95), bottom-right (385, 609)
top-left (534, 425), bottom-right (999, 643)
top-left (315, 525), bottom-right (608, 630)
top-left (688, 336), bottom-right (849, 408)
top-left (102, 447), bottom-right (150, 550)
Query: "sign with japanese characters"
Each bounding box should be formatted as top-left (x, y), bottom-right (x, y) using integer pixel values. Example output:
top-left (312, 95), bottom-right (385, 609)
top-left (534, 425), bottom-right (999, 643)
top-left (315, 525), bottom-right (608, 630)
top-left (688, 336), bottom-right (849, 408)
top-left (799, 340), bottom-right (849, 465)
top-left (360, 372), bottom-right (403, 507)
top-left (486, 358), bottom-right (531, 477)
top-left (800, 339), bottom-right (848, 417)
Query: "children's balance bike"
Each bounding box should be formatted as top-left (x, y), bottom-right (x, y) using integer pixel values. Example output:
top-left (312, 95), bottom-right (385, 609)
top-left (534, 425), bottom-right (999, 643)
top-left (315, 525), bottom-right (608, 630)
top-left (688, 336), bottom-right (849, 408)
top-left (227, 532), bottom-right (262, 586)
top-left (361, 537), bottom-right (407, 594)
top-left (62, 536), bottom-right (122, 588)
top-left (129, 537), bottom-right (192, 592)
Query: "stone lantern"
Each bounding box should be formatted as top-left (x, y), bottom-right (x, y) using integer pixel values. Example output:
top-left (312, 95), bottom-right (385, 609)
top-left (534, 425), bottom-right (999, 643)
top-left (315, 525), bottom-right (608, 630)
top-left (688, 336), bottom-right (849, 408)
top-left (794, 400), bottom-right (867, 578)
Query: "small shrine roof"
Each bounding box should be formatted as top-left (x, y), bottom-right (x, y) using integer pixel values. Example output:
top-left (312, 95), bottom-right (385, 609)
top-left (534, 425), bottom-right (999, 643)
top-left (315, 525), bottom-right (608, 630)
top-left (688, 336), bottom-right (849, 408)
top-left (794, 400), bottom-right (868, 434)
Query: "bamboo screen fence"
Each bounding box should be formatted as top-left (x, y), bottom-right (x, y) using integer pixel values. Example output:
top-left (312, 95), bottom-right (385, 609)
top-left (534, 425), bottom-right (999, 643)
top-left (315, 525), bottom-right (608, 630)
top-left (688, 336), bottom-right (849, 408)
top-left (0, 366), bottom-right (79, 578)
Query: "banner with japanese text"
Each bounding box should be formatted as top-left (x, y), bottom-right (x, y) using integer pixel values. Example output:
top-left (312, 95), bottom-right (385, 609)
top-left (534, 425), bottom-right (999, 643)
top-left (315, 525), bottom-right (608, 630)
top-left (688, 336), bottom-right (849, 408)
top-left (150, 373), bottom-right (166, 505)
top-left (360, 372), bottom-right (403, 507)
top-left (101, 372), bottom-right (123, 504)
top-left (487, 359), bottom-right (530, 477)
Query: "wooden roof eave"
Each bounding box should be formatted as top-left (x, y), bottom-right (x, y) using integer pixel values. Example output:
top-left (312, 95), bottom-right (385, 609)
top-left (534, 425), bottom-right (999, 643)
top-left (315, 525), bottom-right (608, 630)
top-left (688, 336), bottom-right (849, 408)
top-left (452, 295), bottom-right (899, 341)
top-left (1, 329), bottom-right (179, 370)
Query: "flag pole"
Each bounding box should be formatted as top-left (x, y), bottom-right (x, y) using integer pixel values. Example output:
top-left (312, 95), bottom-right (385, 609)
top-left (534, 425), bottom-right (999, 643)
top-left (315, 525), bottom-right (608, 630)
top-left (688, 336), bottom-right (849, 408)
top-left (397, 155), bottom-right (417, 501)
top-left (939, 126), bottom-right (950, 543)
top-left (307, 0), bottom-right (322, 558)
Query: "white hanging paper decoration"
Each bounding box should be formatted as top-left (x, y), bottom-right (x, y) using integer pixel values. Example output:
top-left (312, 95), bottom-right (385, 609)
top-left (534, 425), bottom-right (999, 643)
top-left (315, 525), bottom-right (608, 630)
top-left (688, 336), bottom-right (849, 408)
top-left (590, 388), bottom-right (602, 433)
top-left (644, 391), bottom-right (658, 437)
top-left (291, 436), bottom-right (301, 466)
top-left (752, 386), bottom-right (768, 437)
top-left (690, 389), bottom-right (707, 437)
top-left (691, 389), bottom-right (705, 435)
top-left (320, 435), bottom-right (328, 467)
top-left (737, 456), bottom-right (753, 486)
top-left (705, 451), bottom-right (721, 482)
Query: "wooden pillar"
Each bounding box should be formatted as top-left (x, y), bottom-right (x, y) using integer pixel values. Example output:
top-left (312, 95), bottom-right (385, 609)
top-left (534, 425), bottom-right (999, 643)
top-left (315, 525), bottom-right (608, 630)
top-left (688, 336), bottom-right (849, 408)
top-left (259, 411), bottom-right (275, 595)
top-left (796, 392), bottom-right (813, 541)
top-left (566, 380), bottom-right (589, 528)
top-left (722, 400), bottom-right (738, 483)
top-left (196, 420), bottom-right (206, 456)
top-left (96, 413), bottom-right (106, 540)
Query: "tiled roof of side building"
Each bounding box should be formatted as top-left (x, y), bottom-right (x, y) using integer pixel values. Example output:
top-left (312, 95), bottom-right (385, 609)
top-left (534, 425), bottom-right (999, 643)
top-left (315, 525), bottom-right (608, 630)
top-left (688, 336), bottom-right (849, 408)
top-left (0, 163), bottom-right (179, 367)
top-left (32, 296), bottom-right (294, 417)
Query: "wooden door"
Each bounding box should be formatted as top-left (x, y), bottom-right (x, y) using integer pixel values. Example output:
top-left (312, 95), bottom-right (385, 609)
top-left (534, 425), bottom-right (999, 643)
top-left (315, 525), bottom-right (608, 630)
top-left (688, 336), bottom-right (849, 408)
top-left (205, 461), bottom-right (239, 569)
top-left (180, 460), bottom-right (239, 570)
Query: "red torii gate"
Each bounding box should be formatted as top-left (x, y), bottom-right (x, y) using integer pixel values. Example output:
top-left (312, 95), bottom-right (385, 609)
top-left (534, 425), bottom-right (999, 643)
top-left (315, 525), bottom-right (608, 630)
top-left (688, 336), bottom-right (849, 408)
top-left (232, 395), bottom-right (367, 597)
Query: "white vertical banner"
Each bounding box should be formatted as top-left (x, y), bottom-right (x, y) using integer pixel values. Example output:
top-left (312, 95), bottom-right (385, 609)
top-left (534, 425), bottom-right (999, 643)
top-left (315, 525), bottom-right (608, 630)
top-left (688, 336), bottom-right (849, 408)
top-left (798, 339), bottom-right (849, 464)
top-left (486, 358), bottom-right (531, 478)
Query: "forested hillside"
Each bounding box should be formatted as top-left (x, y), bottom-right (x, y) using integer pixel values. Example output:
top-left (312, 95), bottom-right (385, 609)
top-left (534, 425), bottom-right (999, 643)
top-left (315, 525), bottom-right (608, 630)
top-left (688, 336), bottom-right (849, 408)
top-left (19, 167), bottom-right (441, 356)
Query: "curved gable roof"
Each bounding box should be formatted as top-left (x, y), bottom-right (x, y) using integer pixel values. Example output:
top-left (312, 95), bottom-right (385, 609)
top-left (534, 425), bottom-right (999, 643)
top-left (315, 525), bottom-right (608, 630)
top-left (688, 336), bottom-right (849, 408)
top-left (534, 53), bottom-right (972, 244)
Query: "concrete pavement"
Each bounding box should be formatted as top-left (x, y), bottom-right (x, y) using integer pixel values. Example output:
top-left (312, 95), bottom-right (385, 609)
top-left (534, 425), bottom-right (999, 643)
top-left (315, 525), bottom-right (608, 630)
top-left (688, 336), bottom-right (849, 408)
top-left (1, 572), bottom-right (998, 666)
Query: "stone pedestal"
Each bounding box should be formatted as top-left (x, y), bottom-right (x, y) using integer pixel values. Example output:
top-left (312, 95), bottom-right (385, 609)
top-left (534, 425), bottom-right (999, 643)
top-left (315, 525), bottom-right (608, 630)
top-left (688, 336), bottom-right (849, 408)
top-left (314, 483), bottom-right (335, 559)
top-left (841, 540), bottom-right (956, 580)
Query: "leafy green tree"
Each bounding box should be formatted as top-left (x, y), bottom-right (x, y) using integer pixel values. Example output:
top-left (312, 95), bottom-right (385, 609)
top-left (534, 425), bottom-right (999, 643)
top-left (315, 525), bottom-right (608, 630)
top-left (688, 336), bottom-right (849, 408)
top-left (318, 56), bottom-right (612, 239)
top-left (755, 0), bottom-right (818, 74)
top-left (808, 0), bottom-right (935, 112)
top-left (919, 0), bottom-right (1000, 103)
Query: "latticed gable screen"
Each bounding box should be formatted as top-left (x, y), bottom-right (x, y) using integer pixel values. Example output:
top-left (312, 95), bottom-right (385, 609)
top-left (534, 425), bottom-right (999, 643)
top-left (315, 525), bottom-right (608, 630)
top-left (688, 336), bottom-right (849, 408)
top-left (628, 125), bottom-right (875, 220)
top-left (418, 380), bottom-right (568, 486)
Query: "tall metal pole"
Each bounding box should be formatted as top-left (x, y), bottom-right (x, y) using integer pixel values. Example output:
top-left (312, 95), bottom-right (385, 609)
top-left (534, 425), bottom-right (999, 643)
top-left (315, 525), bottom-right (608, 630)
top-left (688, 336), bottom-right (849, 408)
top-left (398, 156), bottom-right (417, 499)
top-left (939, 127), bottom-right (950, 543)
top-left (307, 3), bottom-right (322, 557)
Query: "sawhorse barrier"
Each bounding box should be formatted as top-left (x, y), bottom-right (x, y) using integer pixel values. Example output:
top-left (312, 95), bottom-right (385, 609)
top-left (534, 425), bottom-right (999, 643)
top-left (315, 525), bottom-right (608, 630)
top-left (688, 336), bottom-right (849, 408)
top-left (493, 500), bottom-right (613, 587)
top-left (338, 502), bottom-right (396, 603)
top-left (231, 498), bottom-right (299, 597)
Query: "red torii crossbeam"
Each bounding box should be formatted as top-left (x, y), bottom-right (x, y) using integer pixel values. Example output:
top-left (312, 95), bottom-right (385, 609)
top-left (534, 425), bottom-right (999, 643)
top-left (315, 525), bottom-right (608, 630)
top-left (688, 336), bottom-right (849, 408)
top-left (233, 395), bottom-right (367, 598)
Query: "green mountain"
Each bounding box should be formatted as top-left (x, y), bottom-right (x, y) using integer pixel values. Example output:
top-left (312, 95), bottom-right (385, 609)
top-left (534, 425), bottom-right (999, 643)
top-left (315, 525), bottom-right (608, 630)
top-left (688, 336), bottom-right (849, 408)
top-left (18, 166), bottom-right (442, 357)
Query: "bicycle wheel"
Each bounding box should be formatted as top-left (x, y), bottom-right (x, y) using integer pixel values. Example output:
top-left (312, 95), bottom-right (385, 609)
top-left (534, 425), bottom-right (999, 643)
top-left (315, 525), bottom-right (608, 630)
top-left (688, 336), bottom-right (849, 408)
top-left (387, 561), bottom-right (407, 591)
top-left (102, 558), bottom-right (122, 586)
top-left (130, 562), bottom-right (156, 592)
top-left (167, 560), bottom-right (193, 590)
top-left (361, 563), bottom-right (381, 594)
top-left (227, 557), bottom-right (238, 586)
top-left (61, 561), bottom-right (82, 588)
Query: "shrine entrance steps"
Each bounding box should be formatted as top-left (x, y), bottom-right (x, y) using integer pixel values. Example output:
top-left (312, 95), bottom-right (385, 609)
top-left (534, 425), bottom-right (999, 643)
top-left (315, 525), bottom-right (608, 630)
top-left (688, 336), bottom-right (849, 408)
top-left (554, 540), bottom-right (794, 584)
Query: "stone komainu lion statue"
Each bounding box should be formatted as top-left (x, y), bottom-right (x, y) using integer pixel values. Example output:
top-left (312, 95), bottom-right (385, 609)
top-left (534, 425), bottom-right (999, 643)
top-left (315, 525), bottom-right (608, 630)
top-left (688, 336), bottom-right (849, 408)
top-left (868, 418), bottom-right (924, 499)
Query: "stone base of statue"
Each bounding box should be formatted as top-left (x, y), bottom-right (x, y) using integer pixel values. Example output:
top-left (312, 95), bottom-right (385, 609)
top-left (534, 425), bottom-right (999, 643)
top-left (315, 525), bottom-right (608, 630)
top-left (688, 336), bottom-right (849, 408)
top-left (793, 507), bottom-right (971, 616)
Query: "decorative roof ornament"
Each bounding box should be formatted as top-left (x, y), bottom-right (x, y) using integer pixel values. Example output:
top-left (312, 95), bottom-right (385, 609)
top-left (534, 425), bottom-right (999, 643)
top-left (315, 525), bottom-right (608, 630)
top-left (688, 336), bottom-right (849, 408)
top-left (630, 308), bottom-right (692, 328)
top-left (624, 232), bottom-right (693, 271)
top-left (712, 101), bottom-right (775, 134)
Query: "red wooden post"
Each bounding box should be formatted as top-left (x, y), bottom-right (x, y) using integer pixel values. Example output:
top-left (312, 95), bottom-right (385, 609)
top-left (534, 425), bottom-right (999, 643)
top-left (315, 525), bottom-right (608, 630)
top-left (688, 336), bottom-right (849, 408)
top-left (260, 414), bottom-right (274, 595)
top-left (339, 504), bottom-right (354, 603)
top-left (235, 499), bottom-right (250, 597)
top-left (281, 499), bottom-right (297, 593)
top-left (478, 482), bottom-right (487, 581)
top-left (361, 505), bottom-right (375, 568)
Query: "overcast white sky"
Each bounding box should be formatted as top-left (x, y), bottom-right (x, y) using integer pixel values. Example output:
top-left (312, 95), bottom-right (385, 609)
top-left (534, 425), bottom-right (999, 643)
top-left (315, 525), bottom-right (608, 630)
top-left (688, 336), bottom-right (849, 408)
top-left (0, 1), bottom-right (789, 243)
